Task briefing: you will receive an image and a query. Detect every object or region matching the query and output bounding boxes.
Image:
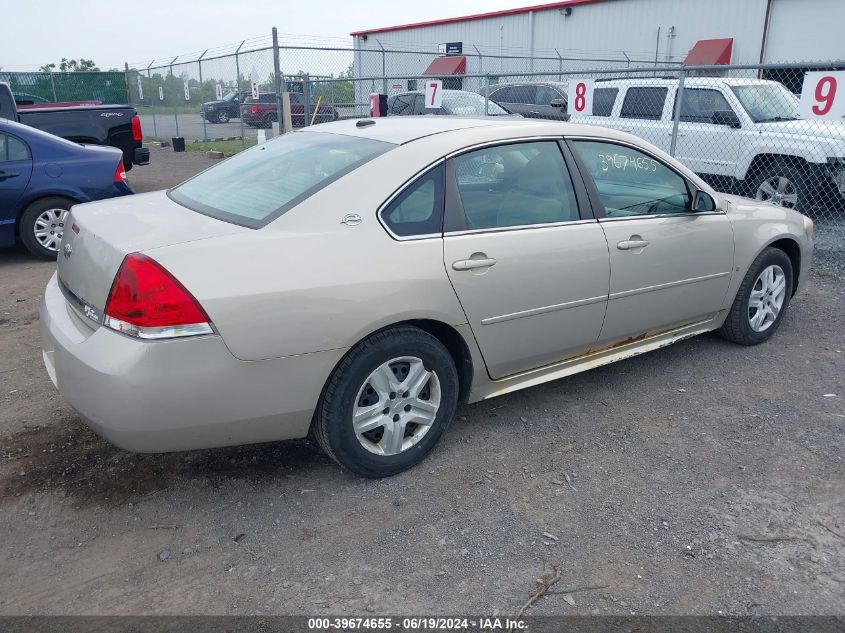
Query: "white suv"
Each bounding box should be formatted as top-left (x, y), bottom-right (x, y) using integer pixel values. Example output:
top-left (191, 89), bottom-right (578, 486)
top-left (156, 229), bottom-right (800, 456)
top-left (570, 77), bottom-right (845, 210)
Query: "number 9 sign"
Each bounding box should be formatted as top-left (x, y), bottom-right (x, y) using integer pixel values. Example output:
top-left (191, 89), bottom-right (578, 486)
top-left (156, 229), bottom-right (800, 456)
top-left (567, 79), bottom-right (594, 116)
top-left (800, 71), bottom-right (845, 119)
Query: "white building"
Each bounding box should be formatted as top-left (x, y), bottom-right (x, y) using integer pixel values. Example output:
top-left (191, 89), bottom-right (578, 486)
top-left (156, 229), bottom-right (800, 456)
top-left (350, 0), bottom-right (845, 95)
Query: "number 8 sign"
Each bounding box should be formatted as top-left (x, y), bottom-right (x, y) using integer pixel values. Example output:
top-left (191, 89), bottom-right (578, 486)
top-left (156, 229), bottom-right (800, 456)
top-left (567, 79), bottom-right (594, 116)
top-left (800, 71), bottom-right (845, 119)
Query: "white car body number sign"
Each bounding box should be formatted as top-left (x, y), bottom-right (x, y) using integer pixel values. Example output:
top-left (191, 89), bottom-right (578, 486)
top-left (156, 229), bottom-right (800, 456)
top-left (183, 81), bottom-right (190, 101)
top-left (251, 72), bottom-right (260, 100)
top-left (799, 71), bottom-right (845, 119)
top-left (425, 80), bottom-right (443, 109)
top-left (215, 83), bottom-right (223, 100)
top-left (158, 86), bottom-right (164, 101)
top-left (567, 79), bottom-right (594, 115)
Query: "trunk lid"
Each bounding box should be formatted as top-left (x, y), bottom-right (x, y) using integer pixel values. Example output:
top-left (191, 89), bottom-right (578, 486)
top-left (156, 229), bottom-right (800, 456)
top-left (57, 190), bottom-right (248, 315)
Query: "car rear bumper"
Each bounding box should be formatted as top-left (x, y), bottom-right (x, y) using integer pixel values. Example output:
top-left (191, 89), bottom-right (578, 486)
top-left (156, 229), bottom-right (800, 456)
top-left (40, 272), bottom-right (345, 453)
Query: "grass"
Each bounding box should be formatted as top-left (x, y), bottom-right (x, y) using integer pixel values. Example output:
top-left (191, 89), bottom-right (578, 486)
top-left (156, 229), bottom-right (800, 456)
top-left (184, 138), bottom-right (257, 155)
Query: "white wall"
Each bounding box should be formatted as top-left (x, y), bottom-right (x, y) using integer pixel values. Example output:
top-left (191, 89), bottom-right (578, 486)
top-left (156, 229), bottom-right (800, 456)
top-left (765, 0), bottom-right (845, 63)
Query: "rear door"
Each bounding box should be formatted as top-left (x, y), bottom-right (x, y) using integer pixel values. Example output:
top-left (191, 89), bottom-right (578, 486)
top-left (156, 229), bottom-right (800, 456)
top-left (442, 139), bottom-right (610, 379)
top-left (569, 138), bottom-right (734, 348)
top-left (489, 85), bottom-right (535, 117)
top-left (0, 132), bottom-right (33, 243)
top-left (617, 86), bottom-right (671, 149)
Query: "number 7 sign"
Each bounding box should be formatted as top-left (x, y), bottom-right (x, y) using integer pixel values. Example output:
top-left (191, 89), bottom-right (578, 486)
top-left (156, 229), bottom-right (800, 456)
top-left (800, 71), bottom-right (845, 119)
top-left (425, 80), bottom-right (443, 109)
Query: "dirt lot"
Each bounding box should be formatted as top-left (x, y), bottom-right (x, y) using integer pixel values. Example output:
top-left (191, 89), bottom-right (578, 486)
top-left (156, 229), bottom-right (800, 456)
top-left (0, 146), bottom-right (843, 616)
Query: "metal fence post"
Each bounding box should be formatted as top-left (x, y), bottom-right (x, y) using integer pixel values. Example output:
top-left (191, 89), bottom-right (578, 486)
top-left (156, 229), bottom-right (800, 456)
top-left (555, 48), bottom-right (563, 80)
top-left (198, 50), bottom-right (208, 142)
top-left (235, 40), bottom-right (245, 144)
top-left (376, 39), bottom-right (387, 94)
top-left (484, 75), bottom-right (490, 116)
top-left (124, 62), bottom-right (131, 105)
top-left (669, 68), bottom-right (686, 157)
top-left (147, 62), bottom-right (157, 139)
top-left (272, 27), bottom-right (285, 134)
top-left (474, 45), bottom-right (483, 81)
top-left (303, 74), bottom-right (312, 126)
top-left (49, 71), bottom-right (57, 102)
top-left (169, 56), bottom-right (179, 139)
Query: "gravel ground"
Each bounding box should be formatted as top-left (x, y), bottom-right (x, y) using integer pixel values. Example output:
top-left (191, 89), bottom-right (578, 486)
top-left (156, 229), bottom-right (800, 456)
top-left (0, 146), bottom-right (843, 616)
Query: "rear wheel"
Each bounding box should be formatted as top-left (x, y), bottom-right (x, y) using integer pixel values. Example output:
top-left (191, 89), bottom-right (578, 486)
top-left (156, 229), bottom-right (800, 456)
top-left (262, 114), bottom-right (276, 129)
top-left (719, 247), bottom-right (793, 346)
top-left (19, 197), bottom-right (74, 260)
top-left (313, 326), bottom-right (459, 478)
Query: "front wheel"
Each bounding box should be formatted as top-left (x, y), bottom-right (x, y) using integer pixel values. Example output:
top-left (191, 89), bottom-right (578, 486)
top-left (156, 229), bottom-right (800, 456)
top-left (216, 110), bottom-right (230, 124)
top-left (313, 326), bottom-right (459, 478)
top-left (19, 197), bottom-right (75, 260)
top-left (719, 247), bottom-right (793, 346)
top-left (748, 164), bottom-right (809, 210)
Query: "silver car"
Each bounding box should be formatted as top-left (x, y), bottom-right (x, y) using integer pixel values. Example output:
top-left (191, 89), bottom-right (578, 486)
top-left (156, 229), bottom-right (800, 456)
top-left (41, 117), bottom-right (814, 477)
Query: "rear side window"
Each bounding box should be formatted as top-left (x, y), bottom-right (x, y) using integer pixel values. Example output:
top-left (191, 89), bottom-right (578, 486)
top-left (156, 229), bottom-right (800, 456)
top-left (620, 87), bottom-right (668, 120)
top-left (389, 94), bottom-right (414, 115)
top-left (535, 85), bottom-right (562, 105)
top-left (0, 134), bottom-right (31, 161)
top-left (380, 164), bottom-right (444, 238)
top-left (592, 88), bottom-right (618, 116)
top-left (169, 131), bottom-right (394, 228)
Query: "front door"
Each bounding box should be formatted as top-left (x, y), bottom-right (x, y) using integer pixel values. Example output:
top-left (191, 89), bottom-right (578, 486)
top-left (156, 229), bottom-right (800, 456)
top-left (443, 140), bottom-right (610, 379)
top-left (672, 87), bottom-right (742, 178)
top-left (569, 139), bottom-right (734, 348)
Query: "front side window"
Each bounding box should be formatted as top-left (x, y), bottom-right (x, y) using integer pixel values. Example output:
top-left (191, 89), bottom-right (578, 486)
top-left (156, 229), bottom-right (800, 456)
top-left (170, 131), bottom-right (394, 228)
top-left (572, 140), bottom-right (691, 217)
top-left (535, 85), bottom-right (562, 105)
top-left (674, 89), bottom-right (733, 123)
top-left (592, 88), bottom-right (618, 116)
top-left (451, 141), bottom-right (579, 230)
top-left (620, 87), bottom-right (668, 120)
top-left (380, 165), bottom-right (444, 238)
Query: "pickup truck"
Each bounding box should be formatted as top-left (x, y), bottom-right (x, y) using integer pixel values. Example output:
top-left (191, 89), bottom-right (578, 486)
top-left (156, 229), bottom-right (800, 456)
top-left (0, 81), bottom-right (149, 171)
top-left (569, 77), bottom-right (845, 210)
top-left (201, 90), bottom-right (245, 124)
top-left (241, 92), bottom-right (339, 128)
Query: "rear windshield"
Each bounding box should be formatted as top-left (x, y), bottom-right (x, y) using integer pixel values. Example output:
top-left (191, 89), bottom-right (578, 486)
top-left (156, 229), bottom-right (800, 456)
top-left (169, 131), bottom-right (394, 228)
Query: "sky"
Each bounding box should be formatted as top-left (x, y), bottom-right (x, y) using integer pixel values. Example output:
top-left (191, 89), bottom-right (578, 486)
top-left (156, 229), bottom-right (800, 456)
top-left (0, 0), bottom-right (551, 71)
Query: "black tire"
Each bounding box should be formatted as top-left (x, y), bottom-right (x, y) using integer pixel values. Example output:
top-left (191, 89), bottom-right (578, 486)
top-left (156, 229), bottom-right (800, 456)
top-left (313, 326), bottom-right (459, 478)
top-left (19, 196), bottom-right (74, 260)
top-left (216, 110), bottom-right (230, 124)
top-left (718, 247), bottom-right (793, 346)
top-left (261, 115), bottom-right (276, 129)
top-left (747, 163), bottom-right (810, 210)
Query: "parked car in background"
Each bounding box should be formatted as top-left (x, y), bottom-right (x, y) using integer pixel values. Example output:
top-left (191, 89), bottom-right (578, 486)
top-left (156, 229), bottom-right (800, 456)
top-left (0, 117), bottom-right (133, 259)
top-left (480, 81), bottom-right (570, 120)
top-left (42, 117), bottom-right (812, 478)
top-left (0, 82), bottom-right (149, 171)
top-left (568, 77), bottom-right (845, 209)
top-left (200, 90), bottom-right (245, 124)
top-left (387, 90), bottom-right (512, 117)
top-left (241, 92), bottom-right (339, 128)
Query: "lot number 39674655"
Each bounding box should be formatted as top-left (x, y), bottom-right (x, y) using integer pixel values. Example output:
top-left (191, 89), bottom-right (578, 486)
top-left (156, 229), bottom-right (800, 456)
top-left (800, 71), bottom-right (845, 119)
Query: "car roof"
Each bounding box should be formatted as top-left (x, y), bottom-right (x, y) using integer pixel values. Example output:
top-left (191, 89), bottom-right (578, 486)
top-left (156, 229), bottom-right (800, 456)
top-left (303, 116), bottom-right (629, 145)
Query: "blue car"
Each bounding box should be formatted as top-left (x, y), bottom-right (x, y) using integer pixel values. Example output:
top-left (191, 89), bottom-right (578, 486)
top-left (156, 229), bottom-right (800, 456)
top-left (0, 117), bottom-right (133, 259)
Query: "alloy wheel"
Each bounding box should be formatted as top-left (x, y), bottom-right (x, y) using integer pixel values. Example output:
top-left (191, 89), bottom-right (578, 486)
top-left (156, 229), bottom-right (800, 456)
top-left (755, 176), bottom-right (798, 208)
top-left (748, 264), bottom-right (787, 332)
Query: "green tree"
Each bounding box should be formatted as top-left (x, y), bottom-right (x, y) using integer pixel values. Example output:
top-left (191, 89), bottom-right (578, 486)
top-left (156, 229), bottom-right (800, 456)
top-left (39, 58), bottom-right (100, 72)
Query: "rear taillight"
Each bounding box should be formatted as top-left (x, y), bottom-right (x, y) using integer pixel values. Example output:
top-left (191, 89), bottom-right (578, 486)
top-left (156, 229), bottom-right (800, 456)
top-left (114, 162), bottom-right (126, 183)
top-left (103, 253), bottom-right (213, 339)
top-left (130, 115), bottom-right (142, 141)
top-left (251, 104), bottom-right (258, 114)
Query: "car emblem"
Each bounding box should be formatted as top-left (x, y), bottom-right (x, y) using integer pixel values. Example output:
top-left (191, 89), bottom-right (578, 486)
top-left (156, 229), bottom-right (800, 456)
top-left (341, 213), bottom-right (362, 226)
top-left (63, 243), bottom-right (73, 258)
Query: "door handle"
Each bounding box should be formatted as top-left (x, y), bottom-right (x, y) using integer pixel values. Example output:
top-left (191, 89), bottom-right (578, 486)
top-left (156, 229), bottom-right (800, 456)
top-left (617, 239), bottom-right (650, 250)
top-left (529, 110), bottom-right (540, 115)
top-left (452, 257), bottom-right (497, 271)
top-left (0, 170), bottom-right (20, 181)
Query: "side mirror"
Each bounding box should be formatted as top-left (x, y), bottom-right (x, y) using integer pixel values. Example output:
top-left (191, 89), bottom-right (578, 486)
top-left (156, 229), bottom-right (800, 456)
top-left (711, 110), bottom-right (741, 128)
top-left (550, 98), bottom-right (566, 108)
top-left (692, 190), bottom-right (717, 212)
